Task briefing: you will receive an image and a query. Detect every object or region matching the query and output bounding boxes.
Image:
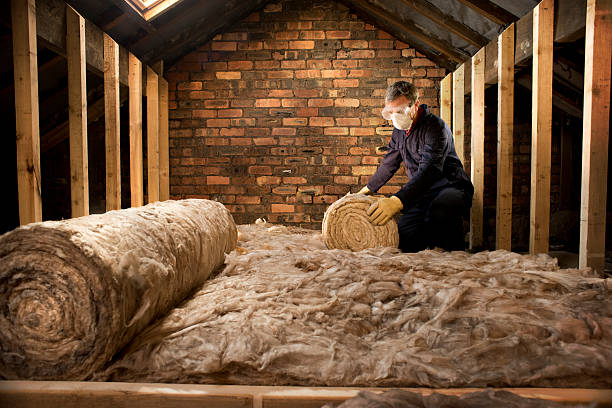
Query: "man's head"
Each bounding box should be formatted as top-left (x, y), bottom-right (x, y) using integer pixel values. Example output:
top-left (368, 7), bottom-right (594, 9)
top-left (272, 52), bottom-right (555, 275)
top-left (382, 81), bottom-right (420, 130)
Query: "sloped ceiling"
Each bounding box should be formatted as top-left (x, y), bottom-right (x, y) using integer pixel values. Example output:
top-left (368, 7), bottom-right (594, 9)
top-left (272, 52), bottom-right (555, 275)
top-left (65, 0), bottom-right (540, 71)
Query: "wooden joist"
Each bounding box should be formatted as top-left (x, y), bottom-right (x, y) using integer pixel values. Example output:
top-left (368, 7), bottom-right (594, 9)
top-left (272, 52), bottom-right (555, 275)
top-left (440, 73), bottom-right (452, 128)
top-left (452, 63), bottom-right (465, 165)
top-left (470, 48), bottom-right (485, 250)
top-left (529, 0), bottom-right (554, 255)
top-left (146, 66), bottom-right (160, 204)
top-left (454, 0), bottom-right (517, 26)
top-left (104, 33), bottom-right (121, 211)
top-left (1, 382), bottom-right (612, 408)
top-left (11, 0), bottom-right (42, 225)
top-left (579, 0), bottom-right (611, 272)
top-left (66, 5), bottom-right (89, 218)
top-left (129, 53), bottom-right (144, 208)
top-left (159, 77), bottom-right (170, 201)
top-left (495, 24), bottom-right (514, 251)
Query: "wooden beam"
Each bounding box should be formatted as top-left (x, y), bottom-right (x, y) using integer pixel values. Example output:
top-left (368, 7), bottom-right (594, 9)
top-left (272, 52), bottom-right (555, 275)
top-left (397, 0), bottom-right (488, 47)
top-left (470, 47), bottom-right (485, 250)
top-left (129, 53), bottom-right (143, 208)
top-left (2, 382), bottom-right (612, 408)
top-left (349, 0), bottom-right (467, 63)
top-left (579, 0), bottom-right (611, 272)
top-left (495, 24), bottom-right (514, 251)
top-left (454, 0), bottom-right (517, 26)
top-left (529, 0), bottom-right (554, 255)
top-left (452, 63), bottom-right (465, 165)
top-left (66, 5), bottom-right (89, 218)
top-left (146, 66), bottom-right (159, 204)
top-left (440, 73), bottom-right (452, 127)
top-left (11, 0), bottom-right (42, 225)
top-left (104, 33), bottom-right (121, 211)
top-left (159, 77), bottom-right (170, 201)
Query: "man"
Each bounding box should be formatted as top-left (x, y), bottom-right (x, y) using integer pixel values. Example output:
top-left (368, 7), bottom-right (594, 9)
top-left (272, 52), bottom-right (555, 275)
top-left (358, 81), bottom-right (474, 252)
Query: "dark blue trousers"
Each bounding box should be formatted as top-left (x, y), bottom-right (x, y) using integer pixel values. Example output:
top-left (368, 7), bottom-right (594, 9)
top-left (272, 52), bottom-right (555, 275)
top-left (397, 186), bottom-right (471, 252)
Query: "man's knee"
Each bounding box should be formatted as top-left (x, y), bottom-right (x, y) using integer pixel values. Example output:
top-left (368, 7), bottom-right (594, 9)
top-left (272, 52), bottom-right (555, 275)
top-left (428, 188), bottom-right (467, 224)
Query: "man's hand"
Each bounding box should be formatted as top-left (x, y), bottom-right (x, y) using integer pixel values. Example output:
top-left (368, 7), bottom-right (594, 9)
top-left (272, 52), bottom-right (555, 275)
top-left (357, 186), bottom-right (372, 195)
top-left (367, 196), bottom-right (403, 226)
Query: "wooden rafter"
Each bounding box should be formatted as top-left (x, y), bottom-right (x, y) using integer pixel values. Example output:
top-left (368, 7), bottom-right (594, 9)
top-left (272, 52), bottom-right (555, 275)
top-left (397, 0), bottom-right (488, 47)
top-left (129, 53), bottom-right (144, 208)
top-left (469, 47), bottom-right (485, 250)
top-left (452, 63), bottom-right (465, 165)
top-left (454, 0), bottom-right (517, 26)
top-left (104, 33), bottom-right (121, 211)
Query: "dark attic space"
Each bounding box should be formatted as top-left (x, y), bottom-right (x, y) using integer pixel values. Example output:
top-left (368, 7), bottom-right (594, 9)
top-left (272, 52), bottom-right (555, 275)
top-left (1, 0), bottom-right (611, 406)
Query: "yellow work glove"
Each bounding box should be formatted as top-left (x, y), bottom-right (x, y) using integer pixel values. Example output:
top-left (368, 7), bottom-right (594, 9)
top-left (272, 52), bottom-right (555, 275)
top-left (367, 196), bottom-right (403, 226)
top-left (357, 186), bottom-right (372, 195)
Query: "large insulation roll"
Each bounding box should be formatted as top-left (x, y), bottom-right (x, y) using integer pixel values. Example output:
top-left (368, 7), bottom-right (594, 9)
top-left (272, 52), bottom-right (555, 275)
top-left (0, 199), bottom-right (236, 380)
top-left (323, 194), bottom-right (399, 251)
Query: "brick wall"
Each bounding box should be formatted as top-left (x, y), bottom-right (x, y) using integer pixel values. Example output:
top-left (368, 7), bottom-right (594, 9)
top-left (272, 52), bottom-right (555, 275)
top-left (166, 0), bottom-right (444, 228)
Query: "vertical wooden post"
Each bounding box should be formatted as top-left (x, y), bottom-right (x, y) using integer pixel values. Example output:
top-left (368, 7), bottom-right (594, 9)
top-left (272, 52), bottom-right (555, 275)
top-left (452, 64), bottom-right (465, 165)
top-left (470, 48), bottom-right (485, 250)
top-left (440, 73), bottom-right (452, 128)
top-left (104, 34), bottom-right (121, 211)
top-left (579, 0), bottom-right (611, 272)
top-left (66, 5), bottom-right (89, 218)
top-left (496, 24), bottom-right (515, 250)
top-left (129, 53), bottom-right (143, 207)
top-left (11, 0), bottom-right (42, 225)
top-left (529, 0), bottom-right (554, 254)
top-left (146, 66), bottom-right (160, 203)
top-left (159, 77), bottom-right (170, 201)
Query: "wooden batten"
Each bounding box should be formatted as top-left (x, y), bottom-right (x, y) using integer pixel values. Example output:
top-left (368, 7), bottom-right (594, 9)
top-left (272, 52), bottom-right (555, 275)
top-left (452, 63), bottom-right (465, 165)
top-left (529, 0), bottom-right (554, 255)
top-left (104, 33), bottom-right (121, 211)
top-left (495, 24), bottom-right (515, 251)
top-left (440, 73), bottom-right (452, 128)
top-left (146, 66), bottom-right (160, 204)
top-left (579, 0), bottom-right (611, 272)
top-left (11, 0), bottom-right (42, 225)
top-left (470, 48), bottom-right (485, 250)
top-left (159, 77), bottom-right (170, 201)
top-left (129, 53), bottom-right (144, 207)
top-left (66, 5), bottom-right (89, 218)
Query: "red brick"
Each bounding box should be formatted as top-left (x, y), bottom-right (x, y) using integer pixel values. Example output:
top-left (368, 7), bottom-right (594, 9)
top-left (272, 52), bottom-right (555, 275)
top-left (248, 165), bottom-right (272, 175)
top-left (313, 195), bottom-right (338, 204)
top-left (283, 177), bottom-right (307, 184)
top-left (301, 31), bottom-right (325, 39)
top-left (193, 109), bottom-right (216, 118)
top-left (307, 60), bottom-right (332, 69)
top-left (276, 31), bottom-right (299, 40)
top-left (205, 137), bottom-right (228, 146)
top-left (257, 176), bottom-right (281, 186)
top-left (177, 81), bottom-right (202, 90)
top-left (220, 128), bottom-right (245, 136)
top-left (207, 176), bottom-right (229, 184)
top-left (333, 79), bottom-right (359, 87)
top-left (377, 50), bottom-right (401, 58)
top-left (334, 98), bottom-right (360, 107)
top-left (255, 60), bottom-right (280, 69)
top-left (231, 118), bottom-right (256, 127)
top-left (401, 68), bottom-right (427, 77)
top-left (190, 90), bottom-right (215, 99)
top-left (350, 147), bottom-right (371, 155)
top-left (286, 21), bottom-right (312, 29)
top-left (228, 61), bottom-right (254, 70)
top-left (296, 107), bottom-right (318, 116)
top-left (231, 99), bottom-right (255, 107)
top-left (238, 41), bottom-right (263, 50)
top-left (283, 118), bottom-right (308, 126)
top-left (268, 89), bottom-right (294, 97)
top-left (324, 127), bottom-right (349, 135)
top-left (211, 41), bottom-right (236, 51)
top-left (396, 41), bottom-right (411, 49)
top-left (333, 60), bottom-right (358, 68)
top-left (326, 30), bottom-right (351, 39)
top-left (263, 40), bottom-right (289, 49)
top-left (427, 68), bottom-right (446, 77)
top-left (272, 186), bottom-right (297, 194)
top-left (350, 127), bottom-right (375, 136)
top-left (334, 176), bottom-right (358, 184)
top-left (222, 32), bottom-right (247, 41)
top-left (343, 40), bottom-right (368, 48)
top-left (308, 98), bottom-right (333, 107)
top-left (236, 196), bottom-right (261, 204)
top-left (206, 119), bottom-right (230, 127)
top-left (352, 166), bottom-right (377, 175)
top-left (281, 60), bottom-right (306, 69)
top-left (295, 69), bottom-right (321, 78)
top-left (337, 117), bottom-right (361, 126)
top-left (321, 69), bottom-right (347, 78)
top-left (369, 40), bottom-right (394, 48)
top-left (294, 89), bottom-right (320, 98)
top-left (267, 70), bottom-right (294, 79)
top-left (289, 40), bottom-right (315, 49)
top-left (378, 30), bottom-right (394, 39)
top-left (205, 99), bottom-right (229, 108)
top-left (362, 156), bottom-right (381, 165)
top-left (255, 98), bottom-right (281, 107)
top-left (282, 98), bottom-right (307, 107)
top-left (348, 69), bottom-right (373, 78)
top-left (230, 138), bottom-right (252, 146)
top-left (272, 128), bottom-right (297, 136)
top-left (412, 58), bottom-right (436, 67)
top-left (271, 204), bottom-right (295, 213)
top-left (254, 137), bottom-right (277, 145)
top-left (310, 117), bottom-right (334, 126)
top-left (349, 50), bottom-right (375, 58)
top-left (336, 156), bottom-right (361, 165)
top-left (218, 109), bottom-right (243, 118)
top-left (413, 78), bottom-right (434, 87)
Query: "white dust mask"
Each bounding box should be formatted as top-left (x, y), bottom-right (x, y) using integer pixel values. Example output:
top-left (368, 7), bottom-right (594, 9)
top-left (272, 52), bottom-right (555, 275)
top-left (391, 111), bottom-right (413, 130)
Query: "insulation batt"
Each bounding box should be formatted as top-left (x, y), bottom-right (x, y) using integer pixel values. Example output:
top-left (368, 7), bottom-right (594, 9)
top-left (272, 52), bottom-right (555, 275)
top-left (95, 222), bottom-right (612, 388)
top-left (0, 199), bottom-right (237, 380)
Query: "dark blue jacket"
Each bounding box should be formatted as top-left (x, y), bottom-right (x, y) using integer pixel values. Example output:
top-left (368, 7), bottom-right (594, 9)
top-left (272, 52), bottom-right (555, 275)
top-left (366, 104), bottom-right (473, 208)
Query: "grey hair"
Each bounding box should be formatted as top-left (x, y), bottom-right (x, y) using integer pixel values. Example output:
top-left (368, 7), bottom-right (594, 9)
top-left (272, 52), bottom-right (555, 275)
top-left (385, 81), bottom-right (419, 103)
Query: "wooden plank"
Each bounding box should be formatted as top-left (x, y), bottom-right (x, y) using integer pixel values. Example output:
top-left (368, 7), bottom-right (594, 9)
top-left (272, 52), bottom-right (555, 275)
top-left (397, 0), bottom-right (488, 47)
top-left (146, 66), bottom-right (160, 203)
top-left (470, 47), bottom-right (485, 250)
top-left (1, 382), bottom-right (612, 408)
top-left (579, 0), bottom-right (611, 273)
top-left (452, 64), bottom-right (465, 166)
top-left (66, 5), bottom-right (89, 218)
top-left (440, 73), bottom-right (452, 128)
top-left (104, 33), bottom-right (121, 211)
top-left (529, 0), bottom-right (554, 255)
top-left (454, 0), bottom-right (517, 25)
top-left (159, 77), bottom-right (170, 201)
top-left (496, 24), bottom-right (515, 251)
top-left (11, 0), bottom-right (42, 225)
top-left (129, 53), bottom-right (143, 208)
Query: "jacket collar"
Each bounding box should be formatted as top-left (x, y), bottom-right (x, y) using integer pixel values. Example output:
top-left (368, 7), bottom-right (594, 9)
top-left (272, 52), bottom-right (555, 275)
top-left (405, 104), bottom-right (429, 136)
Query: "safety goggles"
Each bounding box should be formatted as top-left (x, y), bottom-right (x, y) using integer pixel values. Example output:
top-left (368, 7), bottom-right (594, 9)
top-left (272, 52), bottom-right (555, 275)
top-left (381, 104), bottom-right (412, 120)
